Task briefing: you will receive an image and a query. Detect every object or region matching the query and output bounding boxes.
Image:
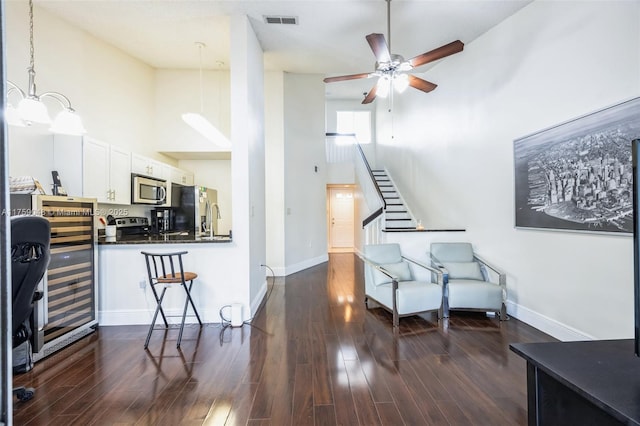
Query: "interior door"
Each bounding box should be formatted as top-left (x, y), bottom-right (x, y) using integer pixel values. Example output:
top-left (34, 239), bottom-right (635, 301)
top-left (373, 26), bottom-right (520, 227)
top-left (328, 187), bottom-right (354, 252)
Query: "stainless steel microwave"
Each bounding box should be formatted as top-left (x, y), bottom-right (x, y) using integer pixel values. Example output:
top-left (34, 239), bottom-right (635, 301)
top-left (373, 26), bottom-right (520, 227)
top-left (131, 174), bottom-right (167, 205)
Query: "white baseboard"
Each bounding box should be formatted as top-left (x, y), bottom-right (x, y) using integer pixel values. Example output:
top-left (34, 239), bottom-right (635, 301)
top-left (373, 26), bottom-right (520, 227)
top-left (284, 254), bottom-right (329, 276)
top-left (506, 300), bottom-right (594, 342)
top-left (268, 266), bottom-right (286, 277)
top-left (99, 308), bottom-right (217, 326)
top-left (249, 279), bottom-right (268, 318)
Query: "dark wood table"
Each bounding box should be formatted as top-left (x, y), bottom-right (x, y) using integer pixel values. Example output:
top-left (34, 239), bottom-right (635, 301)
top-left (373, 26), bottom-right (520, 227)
top-left (510, 339), bottom-right (640, 426)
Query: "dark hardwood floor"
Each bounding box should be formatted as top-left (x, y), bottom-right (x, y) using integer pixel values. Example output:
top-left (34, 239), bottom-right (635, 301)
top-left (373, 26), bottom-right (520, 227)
top-left (13, 253), bottom-right (556, 425)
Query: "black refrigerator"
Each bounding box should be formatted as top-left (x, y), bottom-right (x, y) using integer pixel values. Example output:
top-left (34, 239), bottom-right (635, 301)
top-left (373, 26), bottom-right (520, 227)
top-left (171, 184), bottom-right (219, 236)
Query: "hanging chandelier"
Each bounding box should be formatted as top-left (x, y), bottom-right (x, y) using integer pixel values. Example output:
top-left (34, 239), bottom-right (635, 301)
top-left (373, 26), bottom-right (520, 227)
top-left (182, 42), bottom-right (230, 148)
top-left (5, 0), bottom-right (86, 135)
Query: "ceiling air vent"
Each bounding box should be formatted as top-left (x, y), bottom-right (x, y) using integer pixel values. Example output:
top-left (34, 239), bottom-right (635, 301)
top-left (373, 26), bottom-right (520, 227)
top-left (263, 15), bottom-right (298, 25)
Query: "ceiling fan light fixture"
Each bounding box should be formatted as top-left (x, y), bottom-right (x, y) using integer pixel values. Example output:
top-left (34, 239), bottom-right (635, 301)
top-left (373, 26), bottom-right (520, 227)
top-left (376, 76), bottom-right (390, 98)
top-left (393, 73), bottom-right (409, 93)
top-left (323, 0), bottom-right (463, 105)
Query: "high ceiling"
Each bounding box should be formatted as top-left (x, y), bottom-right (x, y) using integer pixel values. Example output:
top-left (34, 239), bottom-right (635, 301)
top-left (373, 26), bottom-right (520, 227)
top-left (35, 0), bottom-right (532, 99)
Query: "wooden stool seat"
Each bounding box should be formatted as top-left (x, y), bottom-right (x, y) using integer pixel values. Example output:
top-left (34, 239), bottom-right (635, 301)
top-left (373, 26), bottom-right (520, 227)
top-left (141, 250), bottom-right (203, 348)
top-left (157, 272), bottom-right (198, 283)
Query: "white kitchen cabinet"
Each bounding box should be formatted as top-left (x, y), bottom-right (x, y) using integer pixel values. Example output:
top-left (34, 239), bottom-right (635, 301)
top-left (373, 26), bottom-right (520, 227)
top-left (53, 136), bottom-right (131, 204)
top-left (106, 145), bottom-right (132, 204)
top-left (165, 165), bottom-right (194, 185)
top-left (131, 153), bottom-right (164, 179)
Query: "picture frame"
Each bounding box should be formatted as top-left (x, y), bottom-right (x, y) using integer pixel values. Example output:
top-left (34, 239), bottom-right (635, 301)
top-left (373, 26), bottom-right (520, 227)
top-left (514, 97), bottom-right (640, 234)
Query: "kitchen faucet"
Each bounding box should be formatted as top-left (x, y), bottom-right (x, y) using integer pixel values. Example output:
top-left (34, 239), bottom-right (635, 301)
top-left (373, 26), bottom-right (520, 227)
top-left (205, 200), bottom-right (214, 238)
top-left (204, 201), bottom-right (221, 238)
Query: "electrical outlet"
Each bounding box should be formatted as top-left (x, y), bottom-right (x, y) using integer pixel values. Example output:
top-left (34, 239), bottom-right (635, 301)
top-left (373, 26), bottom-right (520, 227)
top-left (139, 280), bottom-right (146, 289)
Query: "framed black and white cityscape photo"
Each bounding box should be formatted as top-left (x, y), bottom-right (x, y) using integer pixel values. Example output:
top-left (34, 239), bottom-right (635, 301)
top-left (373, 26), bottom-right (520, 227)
top-left (514, 97), bottom-right (640, 234)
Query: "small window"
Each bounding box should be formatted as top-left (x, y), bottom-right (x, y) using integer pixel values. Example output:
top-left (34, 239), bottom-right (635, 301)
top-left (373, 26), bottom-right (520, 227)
top-left (337, 111), bottom-right (371, 144)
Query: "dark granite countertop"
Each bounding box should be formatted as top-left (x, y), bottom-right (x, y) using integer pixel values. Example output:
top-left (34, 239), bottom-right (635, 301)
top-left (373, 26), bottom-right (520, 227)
top-left (98, 232), bottom-right (232, 245)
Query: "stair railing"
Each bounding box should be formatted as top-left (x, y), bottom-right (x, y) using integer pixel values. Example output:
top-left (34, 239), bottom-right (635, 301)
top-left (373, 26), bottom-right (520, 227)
top-left (354, 142), bottom-right (385, 244)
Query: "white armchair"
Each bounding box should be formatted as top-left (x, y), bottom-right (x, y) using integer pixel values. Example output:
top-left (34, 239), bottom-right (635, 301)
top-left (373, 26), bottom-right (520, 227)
top-left (430, 242), bottom-right (507, 320)
top-left (362, 243), bottom-right (444, 327)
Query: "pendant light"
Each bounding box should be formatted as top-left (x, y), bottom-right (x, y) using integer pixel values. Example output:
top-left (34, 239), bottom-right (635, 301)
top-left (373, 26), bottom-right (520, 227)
top-left (5, 0), bottom-right (86, 135)
top-left (182, 42), bottom-right (230, 148)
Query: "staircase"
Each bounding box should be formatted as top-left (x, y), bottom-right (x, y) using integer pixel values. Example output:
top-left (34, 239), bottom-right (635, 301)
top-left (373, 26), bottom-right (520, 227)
top-left (372, 170), bottom-right (415, 230)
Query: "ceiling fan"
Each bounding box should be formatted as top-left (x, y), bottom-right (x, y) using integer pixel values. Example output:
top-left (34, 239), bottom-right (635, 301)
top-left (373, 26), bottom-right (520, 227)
top-left (323, 0), bottom-right (464, 104)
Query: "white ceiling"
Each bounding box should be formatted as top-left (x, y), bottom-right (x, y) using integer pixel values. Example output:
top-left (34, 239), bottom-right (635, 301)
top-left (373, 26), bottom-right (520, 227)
top-left (36, 0), bottom-right (532, 99)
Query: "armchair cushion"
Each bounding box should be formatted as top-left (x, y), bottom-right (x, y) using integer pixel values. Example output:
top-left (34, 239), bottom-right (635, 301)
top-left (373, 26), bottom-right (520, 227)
top-left (375, 280), bottom-right (442, 315)
top-left (373, 261), bottom-right (413, 286)
top-left (443, 261), bottom-right (483, 281)
top-left (447, 280), bottom-right (503, 310)
top-left (431, 242), bottom-right (475, 262)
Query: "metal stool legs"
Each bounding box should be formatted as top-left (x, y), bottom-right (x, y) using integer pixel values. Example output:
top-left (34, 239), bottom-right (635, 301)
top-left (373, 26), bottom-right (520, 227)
top-left (142, 251), bottom-right (203, 349)
top-left (177, 278), bottom-right (202, 347)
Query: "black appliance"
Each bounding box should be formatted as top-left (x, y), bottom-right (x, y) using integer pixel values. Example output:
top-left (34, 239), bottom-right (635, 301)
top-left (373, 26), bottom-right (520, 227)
top-left (171, 183), bottom-right (218, 236)
top-left (150, 208), bottom-right (175, 234)
top-left (113, 216), bottom-right (149, 236)
top-left (10, 194), bottom-right (98, 361)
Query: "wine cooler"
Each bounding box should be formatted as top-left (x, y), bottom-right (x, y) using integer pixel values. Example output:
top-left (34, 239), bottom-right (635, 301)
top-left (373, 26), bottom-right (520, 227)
top-left (11, 194), bottom-right (98, 361)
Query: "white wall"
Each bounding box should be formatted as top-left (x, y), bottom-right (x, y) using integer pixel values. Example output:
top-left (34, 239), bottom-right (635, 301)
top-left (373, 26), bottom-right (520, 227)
top-left (231, 15), bottom-right (267, 313)
top-left (325, 99), bottom-right (376, 184)
top-left (265, 71), bottom-right (286, 273)
top-left (376, 1), bottom-right (640, 340)
top-left (154, 69), bottom-right (231, 157)
top-left (283, 73), bottom-right (329, 274)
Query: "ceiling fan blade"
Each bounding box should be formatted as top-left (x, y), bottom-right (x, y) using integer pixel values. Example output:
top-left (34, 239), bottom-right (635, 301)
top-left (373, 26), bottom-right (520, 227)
top-left (366, 33), bottom-right (391, 63)
top-left (408, 75), bottom-right (438, 93)
top-left (323, 73), bottom-right (371, 83)
top-left (362, 83), bottom-right (378, 104)
top-left (408, 40), bottom-right (464, 68)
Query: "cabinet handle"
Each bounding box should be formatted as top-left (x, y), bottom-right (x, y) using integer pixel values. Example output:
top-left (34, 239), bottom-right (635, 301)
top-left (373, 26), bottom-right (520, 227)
top-left (111, 189), bottom-right (116, 201)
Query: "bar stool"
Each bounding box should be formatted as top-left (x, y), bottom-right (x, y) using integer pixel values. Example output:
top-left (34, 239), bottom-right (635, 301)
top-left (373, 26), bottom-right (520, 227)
top-left (142, 251), bottom-right (203, 348)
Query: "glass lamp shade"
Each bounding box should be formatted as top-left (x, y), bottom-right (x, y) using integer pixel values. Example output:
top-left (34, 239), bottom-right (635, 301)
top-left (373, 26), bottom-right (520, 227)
top-left (17, 97), bottom-right (51, 124)
top-left (49, 109), bottom-right (87, 135)
top-left (182, 112), bottom-right (231, 148)
top-left (393, 74), bottom-right (410, 93)
top-left (376, 77), bottom-right (390, 98)
top-left (5, 104), bottom-right (26, 127)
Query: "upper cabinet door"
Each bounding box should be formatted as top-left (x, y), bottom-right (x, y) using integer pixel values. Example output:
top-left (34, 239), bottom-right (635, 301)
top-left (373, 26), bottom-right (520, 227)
top-left (166, 165), bottom-right (195, 185)
top-left (131, 153), bottom-right (163, 178)
top-left (109, 145), bottom-right (131, 205)
top-left (82, 139), bottom-right (110, 203)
